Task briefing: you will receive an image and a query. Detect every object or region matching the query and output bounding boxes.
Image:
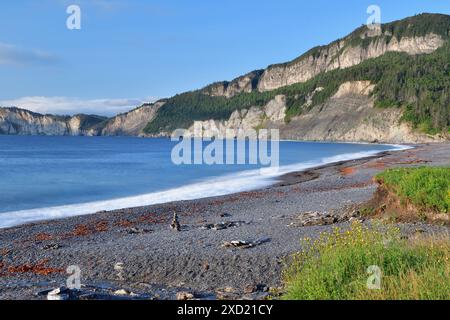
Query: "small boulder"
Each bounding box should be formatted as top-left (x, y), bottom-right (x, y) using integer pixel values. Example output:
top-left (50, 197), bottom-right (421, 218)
top-left (176, 291), bottom-right (195, 300)
top-left (114, 289), bottom-right (130, 296)
top-left (47, 287), bottom-right (71, 301)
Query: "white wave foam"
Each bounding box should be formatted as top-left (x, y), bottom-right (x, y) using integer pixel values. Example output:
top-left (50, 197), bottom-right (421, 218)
top-left (0, 144), bottom-right (411, 229)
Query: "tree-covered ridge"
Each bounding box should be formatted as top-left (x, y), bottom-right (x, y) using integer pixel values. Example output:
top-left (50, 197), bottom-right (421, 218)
top-left (144, 89), bottom-right (275, 133)
top-left (195, 13), bottom-right (450, 101)
top-left (269, 13), bottom-right (450, 70)
top-left (144, 14), bottom-right (450, 135)
top-left (144, 38), bottom-right (449, 135)
top-left (200, 70), bottom-right (264, 97)
top-left (280, 40), bottom-right (450, 134)
top-left (381, 13), bottom-right (450, 39)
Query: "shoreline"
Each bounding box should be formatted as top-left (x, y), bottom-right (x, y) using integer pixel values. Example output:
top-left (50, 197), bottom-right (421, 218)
top-left (0, 142), bottom-right (410, 230)
top-left (0, 143), bottom-right (448, 300)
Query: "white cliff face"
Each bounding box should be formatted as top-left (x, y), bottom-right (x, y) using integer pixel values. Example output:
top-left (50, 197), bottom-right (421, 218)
top-left (100, 102), bottom-right (164, 136)
top-left (186, 95), bottom-right (287, 138)
top-left (279, 81), bottom-right (446, 143)
top-left (257, 33), bottom-right (444, 92)
top-left (184, 82), bottom-right (446, 143)
top-left (0, 108), bottom-right (73, 135)
top-left (0, 108), bottom-right (107, 136)
top-left (67, 117), bottom-right (83, 136)
top-left (200, 32), bottom-right (445, 97)
top-left (333, 81), bottom-right (375, 98)
top-left (264, 95), bottom-right (288, 122)
top-left (0, 102), bottom-right (163, 137)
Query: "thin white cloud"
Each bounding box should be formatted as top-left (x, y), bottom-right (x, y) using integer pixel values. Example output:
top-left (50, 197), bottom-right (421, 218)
top-left (0, 96), bottom-right (155, 116)
top-left (0, 43), bottom-right (59, 67)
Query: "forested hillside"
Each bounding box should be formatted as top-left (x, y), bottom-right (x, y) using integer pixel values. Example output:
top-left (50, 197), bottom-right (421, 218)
top-left (144, 14), bottom-right (450, 134)
top-left (144, 35), bottom-right (450, 135)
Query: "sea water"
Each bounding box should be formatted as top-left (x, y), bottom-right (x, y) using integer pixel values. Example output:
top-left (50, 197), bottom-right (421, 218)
top-left (0, 136), bottom-right (409, 228)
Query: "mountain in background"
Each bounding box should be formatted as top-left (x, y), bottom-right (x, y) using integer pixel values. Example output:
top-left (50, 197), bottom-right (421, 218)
top-left (0, 107), bottom-right (106, 136)
top-left (1, 13), bottom-right (449, 143)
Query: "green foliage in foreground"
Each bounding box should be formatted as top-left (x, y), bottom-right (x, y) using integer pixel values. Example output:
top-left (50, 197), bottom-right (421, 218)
top-left (376, 167), bottom-right (450, 214)
top-left (282, 222), bottom-right (449, 300)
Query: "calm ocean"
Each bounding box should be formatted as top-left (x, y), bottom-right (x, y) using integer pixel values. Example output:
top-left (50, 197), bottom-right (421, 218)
top-left (0, 136), bottom-right (408, 228)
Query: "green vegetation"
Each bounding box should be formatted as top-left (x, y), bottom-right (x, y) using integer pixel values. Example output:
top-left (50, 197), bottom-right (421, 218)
top-left (143, 91), bottom-right (275, 133)
top-left (72, 114), bottom-right (107, 129)
top-left (375, 167), bottom-right (450, 214)
top-left (282, 222), bottom-right (450, 300)
top-left (346, 13), bottom-right (450, 49)
top-left (144, 14), bottom-right (450, 135)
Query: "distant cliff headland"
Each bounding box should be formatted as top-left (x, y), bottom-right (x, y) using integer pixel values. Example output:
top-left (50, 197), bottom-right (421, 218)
top-left (1, 13), bottom-right (449, 143)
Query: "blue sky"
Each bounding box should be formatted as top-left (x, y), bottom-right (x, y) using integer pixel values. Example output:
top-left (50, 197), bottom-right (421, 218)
top-left (0, 0), bottom-right (448, 115)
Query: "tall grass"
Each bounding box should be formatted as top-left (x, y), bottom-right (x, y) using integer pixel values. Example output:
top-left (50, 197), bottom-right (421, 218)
top-left (375, 167), bottom-right (450, 214)
top-left (282, 222), bottom-right (449, 300)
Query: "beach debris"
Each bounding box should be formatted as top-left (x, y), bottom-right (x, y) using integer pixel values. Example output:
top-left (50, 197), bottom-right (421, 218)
top-left (201, 221), bottom-right (247, 231)
top-left (223, 240), bottom-right (253, 249)
top-left (116, 219), bottom-right (135, 228)
top-left (220, 213), bottom-right (231, 218)
top-left (40, 284), bottom-right (152, 300)
top-left (215, 287), bottom-right (240, 300)
top-left (77, 293), bottom-right (106, 300)
top-left (202, 261), bottom-right (210, 271)
top-left (37, 289), bottom-right (54, 296)
top-left (42, 243), bottom-right (63, 251)
top-left (170, 212), bottom-right (181, 231)
top-left (125, 227), bottom-right (152, 235)
top-left (340, 167), bottom-right (357, 176)
top-left (114, 262), bottom-right (125, 281)
top-left (7, 259), bottom-right (64, 276)
top-left (222, 238), bottom-right (270, 249)
top-left (289, 210), bottom-right (363, 227)
top-left (34, 233), bottom-right (53, 241)
top-left (114, 289), bottom-right (131, 296)
top-left (244, 284), bottom-right (269, 294)
top-left (242, 292), bottom-right (271, 300)
top-left (176, 291), bottom-right (195, 300)
top-left (0, 248), bottom-right (11, 256)
top-left (244, 285), bottom-right (257, 294)
top-left (47, 287), bottom-right (72, 301)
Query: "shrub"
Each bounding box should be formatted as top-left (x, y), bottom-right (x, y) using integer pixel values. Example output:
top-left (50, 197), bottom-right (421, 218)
top-left (375, 167), bottom-right (450, 214)
top-left (282, 222), bottom-right (449, 300)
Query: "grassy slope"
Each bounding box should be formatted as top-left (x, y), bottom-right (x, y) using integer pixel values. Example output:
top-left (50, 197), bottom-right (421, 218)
top-left (282, 222), bottom-right (449, 300)
top-left (375, 167), bottom-right (450, 214)
top-left (283, 167), bottom-right (450, 300)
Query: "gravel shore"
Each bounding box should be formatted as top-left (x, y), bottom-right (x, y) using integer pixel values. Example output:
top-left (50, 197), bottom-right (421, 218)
top-left (0, 143), bottom-right (448, 300)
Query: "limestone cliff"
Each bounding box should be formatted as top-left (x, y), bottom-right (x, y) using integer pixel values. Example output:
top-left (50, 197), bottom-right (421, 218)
top-left (2, 14), bottom-right (449, 143)
top-left (0, 101), bottom-right (163, 137)
top-left (98, 102), bottom-right (164, 136)
top-left (278, 81), bottom-right (445, 143)
top-left (200, 14), bottom-right (448, 97)
top-left (256, 33), bottom-right (444, 92)
top-left (0, 107), bottom-right (106, 136)
top-left (186, 95), bottom-right (286, 138)
top-left (187, 81), bottom-right (446, 143)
